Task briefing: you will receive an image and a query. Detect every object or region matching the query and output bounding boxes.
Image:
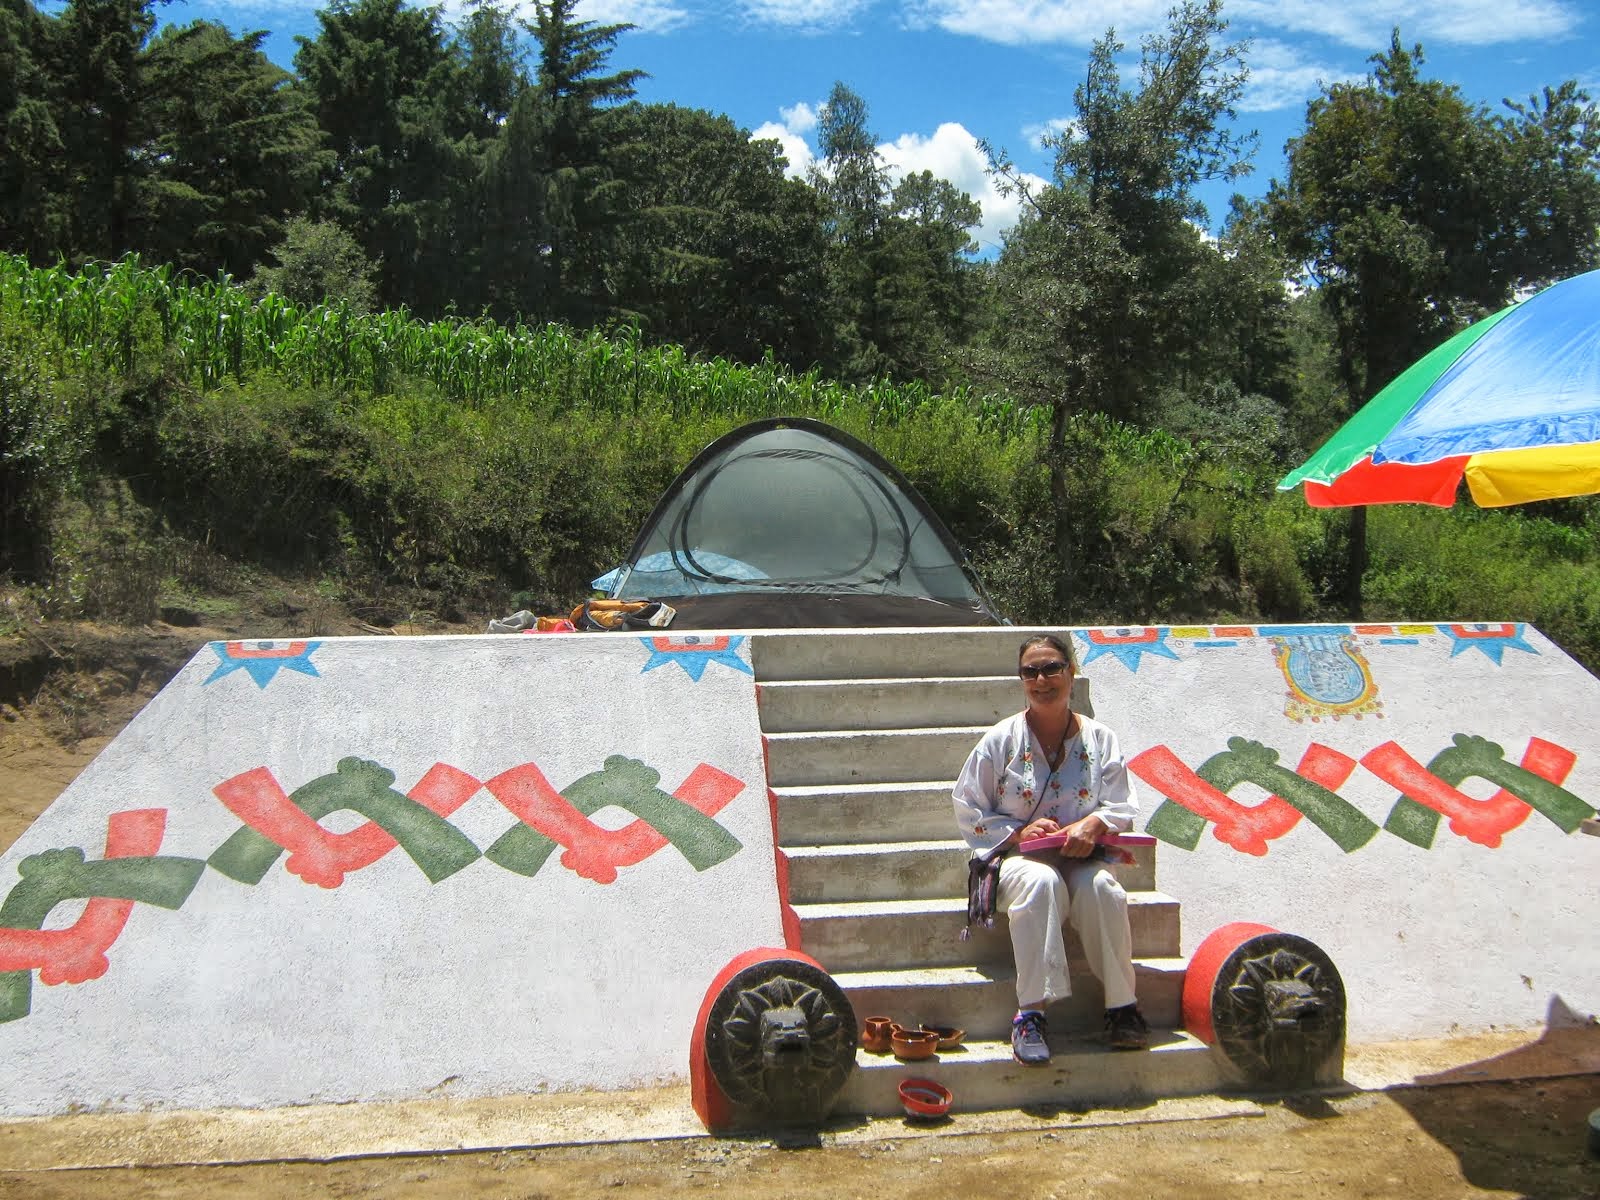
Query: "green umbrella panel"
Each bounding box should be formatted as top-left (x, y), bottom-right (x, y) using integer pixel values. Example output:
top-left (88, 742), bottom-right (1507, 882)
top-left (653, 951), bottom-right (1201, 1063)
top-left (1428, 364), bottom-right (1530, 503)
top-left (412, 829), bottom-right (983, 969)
top-left (1277, 304), bottom-right (1517, 491)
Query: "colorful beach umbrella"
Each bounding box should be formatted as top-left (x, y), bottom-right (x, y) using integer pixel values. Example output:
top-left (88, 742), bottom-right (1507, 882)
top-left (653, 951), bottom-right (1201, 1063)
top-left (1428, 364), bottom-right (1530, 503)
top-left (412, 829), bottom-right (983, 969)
top-left (1278, 269), bottom-right (1600, 508)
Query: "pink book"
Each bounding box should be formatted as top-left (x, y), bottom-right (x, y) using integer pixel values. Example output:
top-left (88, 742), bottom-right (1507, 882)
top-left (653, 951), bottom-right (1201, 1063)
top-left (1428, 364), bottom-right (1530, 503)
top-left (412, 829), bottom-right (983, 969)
top-left (1019, 831), bottom-right (1156, 854)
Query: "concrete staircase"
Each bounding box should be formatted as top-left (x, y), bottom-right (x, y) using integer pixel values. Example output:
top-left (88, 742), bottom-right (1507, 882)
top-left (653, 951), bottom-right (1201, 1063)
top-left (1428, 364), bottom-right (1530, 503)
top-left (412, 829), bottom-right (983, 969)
top-left (753, 627), bottom-right (1228, 1116)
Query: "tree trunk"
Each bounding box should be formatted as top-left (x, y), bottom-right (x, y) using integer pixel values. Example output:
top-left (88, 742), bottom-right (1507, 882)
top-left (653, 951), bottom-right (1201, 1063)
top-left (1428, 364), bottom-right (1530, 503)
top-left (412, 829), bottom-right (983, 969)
top-left (1345, 505), bottom-right (1367, 619)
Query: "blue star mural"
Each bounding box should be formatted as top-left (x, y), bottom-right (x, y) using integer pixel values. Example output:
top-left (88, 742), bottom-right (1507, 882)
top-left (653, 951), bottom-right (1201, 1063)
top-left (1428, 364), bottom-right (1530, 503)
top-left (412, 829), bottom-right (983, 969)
top-left (204, 640), bottom-right (323, 688)
top-left (1075, 627), bottom-right (1180, 672)
top-left (1441, 623), bottom-right (1538, 665)
top-left (639, 635), bottom-right (754, 681)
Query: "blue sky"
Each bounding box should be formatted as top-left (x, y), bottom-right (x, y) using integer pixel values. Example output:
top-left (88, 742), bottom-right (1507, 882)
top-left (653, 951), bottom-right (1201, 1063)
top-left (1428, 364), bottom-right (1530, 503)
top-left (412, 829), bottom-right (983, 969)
top-left (162, 0), bottom-right (1599, 254)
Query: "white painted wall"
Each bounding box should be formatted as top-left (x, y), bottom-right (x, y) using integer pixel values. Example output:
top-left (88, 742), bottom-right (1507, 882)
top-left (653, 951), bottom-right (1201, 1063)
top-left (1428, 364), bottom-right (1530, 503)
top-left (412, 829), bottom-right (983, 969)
top-left (1078, 622), bottom-right (1599, 1042)
top-left (4, 620), bottom-right (1595, 1117)
top-left (0, 634), bottom-right (782, 1117)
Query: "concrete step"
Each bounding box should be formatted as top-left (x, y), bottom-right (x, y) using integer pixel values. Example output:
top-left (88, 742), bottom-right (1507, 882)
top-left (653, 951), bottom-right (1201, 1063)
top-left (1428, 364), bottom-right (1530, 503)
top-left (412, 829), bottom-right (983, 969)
top-left (765, 728), bottom-right (988, 787)
top-left (784, 840), bottom-right (1158, 903)
top-left (757, 676), bottom-right (1092, 733)
top-left (774, 781), bottom-right (957, 846)
top-left (833, 1030), bottom-right (1227, 1117)
top-left (797, 893), bottom-right (1181, 972)
top-left (751, 626), bottom-right (1073, 682)
top-left (834, 958), bottom-right (1186, 1039)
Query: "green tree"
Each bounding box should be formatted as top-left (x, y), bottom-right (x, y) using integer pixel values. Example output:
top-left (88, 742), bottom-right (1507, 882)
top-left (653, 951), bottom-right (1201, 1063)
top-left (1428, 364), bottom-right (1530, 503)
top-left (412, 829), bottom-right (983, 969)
top-left (976, 0), bottom-right (1253, 608)
top-left (808, 83), bottom-right (984, 382)
top-left (809, 82), bottom-right (890, 379)
top-left (477, 0), bottom-right (642, 324)
top-left (0, 0), bottom-right (65, 257)
top-left (453, 0), bottom-right (528, 141)
top-left (605, 102), bottom-right (829, 367)
top-left (48, 0), bottom-right (156, 260)
top-left (252, 216), bottom-right (380, 312)
top-left (873, 170), bottom-right (982, 382)
top-left (1269, 33), bottom-right (1600, 611)
top-left (293, 0), bottom-right (471, 313)
top-left (137, 21), bottom-right (327, 278)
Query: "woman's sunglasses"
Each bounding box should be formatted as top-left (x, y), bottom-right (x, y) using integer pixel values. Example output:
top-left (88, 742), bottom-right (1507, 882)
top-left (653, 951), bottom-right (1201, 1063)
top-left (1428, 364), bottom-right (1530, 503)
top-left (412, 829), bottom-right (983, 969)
top-left (1019, 661), bottom-right (1069, 680)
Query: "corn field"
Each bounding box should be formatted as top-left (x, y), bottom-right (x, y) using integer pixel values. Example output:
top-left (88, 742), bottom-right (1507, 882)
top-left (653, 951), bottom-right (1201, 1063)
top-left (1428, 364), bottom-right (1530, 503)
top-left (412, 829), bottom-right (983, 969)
top-left (0, 254), bottom-right (1049, 437)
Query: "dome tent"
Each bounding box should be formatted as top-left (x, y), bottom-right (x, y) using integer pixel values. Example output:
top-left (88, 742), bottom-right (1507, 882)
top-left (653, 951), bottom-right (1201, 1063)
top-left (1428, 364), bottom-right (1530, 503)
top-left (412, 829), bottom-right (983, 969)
top-left (600, 418), bottom-right (1004, 628)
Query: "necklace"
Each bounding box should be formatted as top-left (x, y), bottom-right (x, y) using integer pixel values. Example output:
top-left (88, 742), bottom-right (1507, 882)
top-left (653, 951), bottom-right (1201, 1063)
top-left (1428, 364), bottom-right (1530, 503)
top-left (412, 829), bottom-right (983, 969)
top-left (1019, 720), bottom-right (1093, 806)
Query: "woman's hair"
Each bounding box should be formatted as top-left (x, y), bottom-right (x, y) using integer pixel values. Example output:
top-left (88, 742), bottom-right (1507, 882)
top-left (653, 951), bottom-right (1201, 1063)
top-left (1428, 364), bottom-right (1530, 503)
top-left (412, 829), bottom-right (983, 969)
top-left (1018, 633), bottom-right (1078, 672)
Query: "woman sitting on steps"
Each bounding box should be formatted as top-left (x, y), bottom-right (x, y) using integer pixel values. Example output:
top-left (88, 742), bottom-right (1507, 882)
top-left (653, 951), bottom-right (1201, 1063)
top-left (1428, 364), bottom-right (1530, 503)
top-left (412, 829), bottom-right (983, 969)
top-left (951, 633), bottom-right (1149, 1066)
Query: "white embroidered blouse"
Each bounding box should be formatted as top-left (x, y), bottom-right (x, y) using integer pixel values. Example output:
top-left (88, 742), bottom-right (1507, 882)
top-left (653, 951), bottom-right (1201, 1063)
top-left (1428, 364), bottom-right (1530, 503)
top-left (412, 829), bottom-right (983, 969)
top-left (951, 711), bottom-right (1138, 857)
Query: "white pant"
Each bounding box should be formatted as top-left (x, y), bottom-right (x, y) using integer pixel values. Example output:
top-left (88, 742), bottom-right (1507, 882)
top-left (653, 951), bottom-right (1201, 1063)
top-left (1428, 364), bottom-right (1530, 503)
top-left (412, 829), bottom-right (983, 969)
top-left (996, 855), bottom-right (1137, 1010)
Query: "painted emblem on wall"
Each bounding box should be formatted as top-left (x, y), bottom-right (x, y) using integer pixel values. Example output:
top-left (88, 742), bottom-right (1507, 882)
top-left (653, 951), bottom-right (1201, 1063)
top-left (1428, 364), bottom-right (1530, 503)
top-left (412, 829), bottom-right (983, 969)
top-left (640, 635), bottom-right (754, 680)
top-left (204, 640), bottom-right (322, 688)
top-left (1075, 627), bottom-right (1179, 672)
top-left (1440, 623), bottom-right (1538, 664)
top-left (1267, 630), bottom-right (1383, 723)
top-left (0, 754), bottom-right (748, 1024)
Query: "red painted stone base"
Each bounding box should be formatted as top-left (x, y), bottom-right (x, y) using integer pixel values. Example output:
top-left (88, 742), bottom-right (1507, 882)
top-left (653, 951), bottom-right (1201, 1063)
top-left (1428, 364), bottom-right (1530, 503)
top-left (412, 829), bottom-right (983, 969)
top-left (689, 946), bottom-right (829, 1133)
top-left (1181, 921), bottom-right (1278, 1046)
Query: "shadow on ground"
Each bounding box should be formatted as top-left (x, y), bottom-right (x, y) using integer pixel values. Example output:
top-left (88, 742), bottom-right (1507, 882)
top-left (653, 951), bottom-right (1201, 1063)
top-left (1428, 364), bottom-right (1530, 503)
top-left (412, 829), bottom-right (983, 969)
top-left (1386, 999), bottom-right (1600, 1200)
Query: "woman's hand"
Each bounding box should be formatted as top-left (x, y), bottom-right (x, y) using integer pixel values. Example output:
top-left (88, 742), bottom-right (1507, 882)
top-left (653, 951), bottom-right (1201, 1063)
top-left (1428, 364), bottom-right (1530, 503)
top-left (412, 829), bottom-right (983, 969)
top-left (1057, 813), bottom-right (1109, 858)
top-left (1017, 818), bottom-right (1061, 844)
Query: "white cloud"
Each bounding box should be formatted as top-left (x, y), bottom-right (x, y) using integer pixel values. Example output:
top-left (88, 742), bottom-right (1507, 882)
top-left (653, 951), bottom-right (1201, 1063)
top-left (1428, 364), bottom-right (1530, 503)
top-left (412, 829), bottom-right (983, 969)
top-left (1240, 39), bottom-right (1360, 112)
top-left (905, 0), bottom-right (1173, 47)
top-left (1020, 116), bottom-right (1076, 149)
top-left (735, 0), bottom-right (871, 30)
top-left (1227, 0), bottom-right (1581, 49)
top-left (780, 102), bottom-right (819, 133)
top-left (751, 121), bottom-right (817, 177)
top-left (905, 0), bottom-right (1583, 54)
top-left (430, 0), bottom-right (691, 34)
top-left (750, 114), bottom-right (1041, 249)
top-left (876, 122), bottom-right (1046, 253)
top-left (577, 0), bottom-right (692, 32)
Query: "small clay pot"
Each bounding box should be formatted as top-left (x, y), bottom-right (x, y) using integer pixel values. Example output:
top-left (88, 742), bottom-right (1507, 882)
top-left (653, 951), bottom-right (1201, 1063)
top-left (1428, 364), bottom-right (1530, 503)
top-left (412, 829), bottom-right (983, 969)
top-left (891, 1028), bottom-right (939, 1061)
top-left (899, 1078), bottom-right (953, 1120)
top-left (919, 1024), bottom-right (965, 1050)
top-left (861, 1016), bottom-right (894, 1054)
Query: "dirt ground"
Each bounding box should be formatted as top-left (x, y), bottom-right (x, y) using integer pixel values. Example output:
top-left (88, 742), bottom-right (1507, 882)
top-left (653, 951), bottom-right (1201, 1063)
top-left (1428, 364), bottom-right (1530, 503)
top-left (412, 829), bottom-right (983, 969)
top-left (0, 1078), bottom-right (1596, 1199)
top-left (1, 622), bottom-right (1597, 1200)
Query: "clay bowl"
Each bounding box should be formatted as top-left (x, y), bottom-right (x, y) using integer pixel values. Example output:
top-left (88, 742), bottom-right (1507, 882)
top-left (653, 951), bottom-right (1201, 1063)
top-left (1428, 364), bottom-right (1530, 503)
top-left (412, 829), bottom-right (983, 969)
top-left (919, 1024), bottom-right (966, 1051)
top-left (891, 1028), bottom-right (940, 1061)
top-left (861, 1016), bottom-right (894, 1054)
top-left (898, 1078), bottom-right (953, 1120)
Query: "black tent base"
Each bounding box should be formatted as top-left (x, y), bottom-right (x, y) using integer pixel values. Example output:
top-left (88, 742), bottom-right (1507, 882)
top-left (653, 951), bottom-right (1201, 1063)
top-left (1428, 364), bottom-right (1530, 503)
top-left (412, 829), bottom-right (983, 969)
top-left (652, 593), bottom-right (1000, 630)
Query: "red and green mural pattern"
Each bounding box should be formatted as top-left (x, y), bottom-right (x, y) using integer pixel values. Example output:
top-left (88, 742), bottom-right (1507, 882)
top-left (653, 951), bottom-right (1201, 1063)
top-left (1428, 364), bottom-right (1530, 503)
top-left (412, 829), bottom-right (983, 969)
top-left (1134, 733), bottom-right (1592, 855)
top-left (0, 754), bottom-right (748, 1024)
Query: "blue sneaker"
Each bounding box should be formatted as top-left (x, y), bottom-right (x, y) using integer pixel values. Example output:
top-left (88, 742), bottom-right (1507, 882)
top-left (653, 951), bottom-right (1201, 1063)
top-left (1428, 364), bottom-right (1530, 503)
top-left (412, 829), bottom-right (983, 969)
top-left (1012, 1010), bottom-right (1050, 1066)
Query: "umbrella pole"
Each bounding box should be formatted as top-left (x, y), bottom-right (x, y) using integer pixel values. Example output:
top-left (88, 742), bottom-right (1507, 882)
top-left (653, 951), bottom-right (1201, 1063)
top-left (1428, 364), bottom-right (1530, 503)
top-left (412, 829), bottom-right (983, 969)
top-left (1345, 507), bottom-right (1367, 619)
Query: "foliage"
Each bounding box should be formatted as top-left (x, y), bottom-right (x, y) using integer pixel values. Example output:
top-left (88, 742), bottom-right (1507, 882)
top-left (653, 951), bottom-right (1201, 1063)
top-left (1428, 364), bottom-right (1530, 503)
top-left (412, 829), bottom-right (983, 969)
top-left (3, 253), bottom-right (1600, 677)
top-left (1269, 34), bottom-right (1597, 404)
top-left (136, 21), bottom-right (327, 278)
top-left (252, 217), bottom-right (380, 313)
top-left (606, 102), bottom-right (830, 369)
top-left (1268, 33), bottom-right (1600, 613)
top-left (976, 0), bottom-right (1258, 609)
top-left (1364, 505), bottom-right (1600, 668)
top-left (809, 83), bottom-right (985, 384)
top-left (292, 0), bottom-right (473, 314)
top-left (0, 325), bottom-right (90, 576)
top-left (476, 0), bottom-right (643, 325)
